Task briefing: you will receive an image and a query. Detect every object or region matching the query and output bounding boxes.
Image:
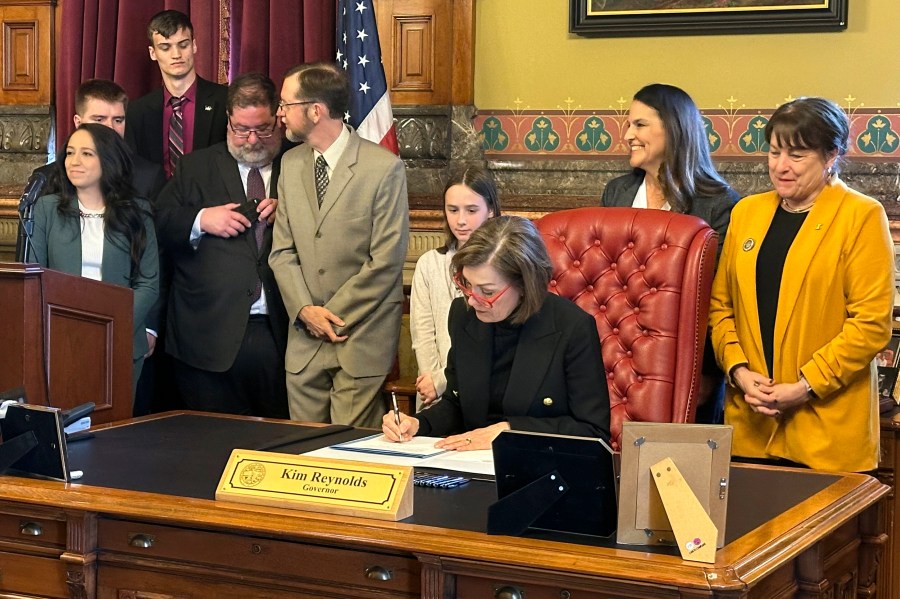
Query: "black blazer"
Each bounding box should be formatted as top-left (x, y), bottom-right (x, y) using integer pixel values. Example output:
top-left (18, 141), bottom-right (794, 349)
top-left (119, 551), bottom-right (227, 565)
top-left (417, 294), bottom-right (611, 441)
top-left (125, 77), bottom-right (228, 167)
top-left (154, 142), bottom-right (288, 372)
top-left (600, 169), bottom-right (739, 262)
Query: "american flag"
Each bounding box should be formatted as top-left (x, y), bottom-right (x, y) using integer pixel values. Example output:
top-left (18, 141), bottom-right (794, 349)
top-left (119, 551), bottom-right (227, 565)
top-left (336, 0), bottom-right (399, 155)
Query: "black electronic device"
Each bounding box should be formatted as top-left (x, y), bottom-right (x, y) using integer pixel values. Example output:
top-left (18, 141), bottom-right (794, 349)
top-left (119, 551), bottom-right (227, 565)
top-left (61, 402), bottom-right (95, 428)
top-left (233, 197), bottom-right (261, 223)
top-left (488, 430), bottom-right (617, 537)
top-left (0, 403), bottom-right (70, 482)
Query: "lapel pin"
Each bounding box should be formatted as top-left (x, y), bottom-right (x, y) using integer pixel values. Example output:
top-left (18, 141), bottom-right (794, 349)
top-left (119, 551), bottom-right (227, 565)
top-left (453, 390), bottom-right (458, 397)
top-left (543, 397), bottom-right (554, 406)
top-left (742, 238), bottom-right (755, 252)
top-left (205, 105), bottom-right (213, 111)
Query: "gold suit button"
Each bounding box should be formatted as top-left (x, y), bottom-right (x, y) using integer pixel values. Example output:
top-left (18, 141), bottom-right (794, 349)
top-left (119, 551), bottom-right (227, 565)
top-left (543, 397), bottom-right (553, 406)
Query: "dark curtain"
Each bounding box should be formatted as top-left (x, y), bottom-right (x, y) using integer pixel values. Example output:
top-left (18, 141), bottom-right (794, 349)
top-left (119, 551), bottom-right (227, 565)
top-left (228, 0), bottom-right (334, 82)
top-left (56, 0), bottom-right (334, 145)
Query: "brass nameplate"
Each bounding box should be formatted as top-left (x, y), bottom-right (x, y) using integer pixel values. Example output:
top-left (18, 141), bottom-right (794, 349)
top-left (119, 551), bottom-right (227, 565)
top-left (215, 449), bottom-right (413, 521)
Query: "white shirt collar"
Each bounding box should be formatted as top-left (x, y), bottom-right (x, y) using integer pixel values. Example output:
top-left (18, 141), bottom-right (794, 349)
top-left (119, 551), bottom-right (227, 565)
top-left (315, 125), bottom-right (351, 176)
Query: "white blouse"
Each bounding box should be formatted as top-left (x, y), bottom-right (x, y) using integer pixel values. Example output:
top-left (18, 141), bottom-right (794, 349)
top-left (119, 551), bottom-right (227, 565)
top-left (632, 177), bottom-right (671, 211)
top-left (78, 201), bottom-right (105, 281)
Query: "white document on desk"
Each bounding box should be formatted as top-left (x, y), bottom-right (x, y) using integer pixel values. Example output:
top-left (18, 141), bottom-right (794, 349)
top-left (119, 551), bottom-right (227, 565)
top-left (303, 435), bottom-right (495, 476)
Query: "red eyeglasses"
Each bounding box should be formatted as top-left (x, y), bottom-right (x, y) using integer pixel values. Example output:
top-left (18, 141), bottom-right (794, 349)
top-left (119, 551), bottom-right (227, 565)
top-left (452, 272), bottom-right (512, 308)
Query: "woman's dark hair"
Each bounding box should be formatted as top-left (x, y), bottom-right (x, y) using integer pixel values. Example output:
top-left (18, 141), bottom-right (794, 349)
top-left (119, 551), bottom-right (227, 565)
top-left (451, 216), bottom-right (551, 325)
top-left (633, 83), bottom-right (732, 214)
top-left (439, 166), bottom-right (502, 254)
top-left (764, 97), bottom-right (849, 174)
top-left (56, 123), bottom-right (149, 281)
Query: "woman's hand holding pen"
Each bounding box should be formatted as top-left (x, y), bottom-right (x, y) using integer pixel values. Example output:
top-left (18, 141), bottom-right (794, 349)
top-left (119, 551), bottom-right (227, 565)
top-left (382, 411), bottom-right (420, 442)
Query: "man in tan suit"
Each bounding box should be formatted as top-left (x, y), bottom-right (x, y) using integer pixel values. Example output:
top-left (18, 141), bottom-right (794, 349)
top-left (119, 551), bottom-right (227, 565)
top-left (270, 62), bottom-right (408, 428)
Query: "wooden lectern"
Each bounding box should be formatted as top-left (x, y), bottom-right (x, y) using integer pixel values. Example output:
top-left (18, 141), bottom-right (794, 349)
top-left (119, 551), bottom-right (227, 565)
top-left (0, 263), bottom-right (133, 425)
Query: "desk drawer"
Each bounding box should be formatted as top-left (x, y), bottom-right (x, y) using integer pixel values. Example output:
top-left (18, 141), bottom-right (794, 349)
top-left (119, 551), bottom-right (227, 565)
top-left (98, 518), bottom-right (420, 596)
top-left (454, 574), bottom-right (681, 599)
top-left (0, 550), bottom-right (68, 597)
top-left (0, 509), bottom-right (66, 547)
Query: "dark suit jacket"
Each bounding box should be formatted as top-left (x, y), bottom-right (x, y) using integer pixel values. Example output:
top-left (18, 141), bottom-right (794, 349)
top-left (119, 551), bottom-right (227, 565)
top-left (155, 142), bottom-right (288, 372)
top-left (600, 169), bottom-right (739, 262)
top-left (417, 294), bottom-right (611, 441)
top-left (28, 194), bottom-right (159, 360)
top-left (125, 77), bottom-right (228, 167)
top-left (30, 153), bottom-right (165, 203)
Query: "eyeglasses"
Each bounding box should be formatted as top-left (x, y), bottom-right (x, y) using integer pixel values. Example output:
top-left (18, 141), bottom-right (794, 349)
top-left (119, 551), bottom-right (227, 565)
top-left (228, 119), bottom-right (278, 140)
top-left (277, 100), bottom-right (316, 110)
top-left (452, 272), bottom-right (512, 308)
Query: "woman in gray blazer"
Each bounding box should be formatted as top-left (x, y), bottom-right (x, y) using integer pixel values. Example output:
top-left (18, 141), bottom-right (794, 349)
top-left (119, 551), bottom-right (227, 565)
top-left (601, 84), bottom-right (738, 423)
top-left (29, 124), bottom-right (159, 394)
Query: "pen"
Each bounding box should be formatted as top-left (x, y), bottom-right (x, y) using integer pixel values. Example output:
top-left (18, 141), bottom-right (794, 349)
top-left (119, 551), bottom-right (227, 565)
top-left (391, 392), bottom-right (404, 442)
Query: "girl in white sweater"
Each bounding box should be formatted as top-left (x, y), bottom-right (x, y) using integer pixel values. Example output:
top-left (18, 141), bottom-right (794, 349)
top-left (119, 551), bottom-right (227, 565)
top-left (410, 167), bottom-right (501, 405)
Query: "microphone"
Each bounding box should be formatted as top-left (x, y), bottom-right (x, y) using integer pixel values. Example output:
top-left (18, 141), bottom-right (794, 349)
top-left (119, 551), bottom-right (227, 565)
top-left (18, 171), bottom-right (47, 212)
top-left (15, 171), bottom-right (47, 262)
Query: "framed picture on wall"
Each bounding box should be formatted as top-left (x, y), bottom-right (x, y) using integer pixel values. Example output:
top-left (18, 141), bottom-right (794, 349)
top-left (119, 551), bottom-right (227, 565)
top-left (569, 0), bottom-right (848, 37)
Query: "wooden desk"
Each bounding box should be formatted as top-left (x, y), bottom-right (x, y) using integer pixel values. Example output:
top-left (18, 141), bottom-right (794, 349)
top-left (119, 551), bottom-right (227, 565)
top-left (0, 413), bottom-right (890, 599)
top-left (879, 406), bottom-right (900, 599)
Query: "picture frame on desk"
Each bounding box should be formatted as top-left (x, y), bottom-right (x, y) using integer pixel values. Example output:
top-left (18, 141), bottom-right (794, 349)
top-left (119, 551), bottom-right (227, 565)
top-left (569, 0), bottom-right (848, 37)
top-left (875, 331), bottom-right (900, 369)
top-left (878, 366), bottom-right (899, 413)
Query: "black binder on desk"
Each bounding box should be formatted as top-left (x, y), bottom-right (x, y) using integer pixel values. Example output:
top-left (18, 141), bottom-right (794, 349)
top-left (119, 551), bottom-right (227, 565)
top-left (487, 430), bottom-right (617, 537)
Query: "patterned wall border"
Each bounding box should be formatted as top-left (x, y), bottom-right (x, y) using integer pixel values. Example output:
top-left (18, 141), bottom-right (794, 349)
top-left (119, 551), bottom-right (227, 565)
top-left (475, 104), bottom-right (900, 161)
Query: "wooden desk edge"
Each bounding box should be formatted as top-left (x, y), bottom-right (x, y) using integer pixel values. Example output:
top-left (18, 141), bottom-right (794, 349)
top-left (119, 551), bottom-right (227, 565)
top-left (0, 413), bottom-right (887, 593)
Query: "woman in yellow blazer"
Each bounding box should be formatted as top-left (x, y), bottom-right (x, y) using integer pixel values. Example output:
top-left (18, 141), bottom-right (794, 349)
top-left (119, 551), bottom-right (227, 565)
top-left (709, 97), bottom-right (894, 472)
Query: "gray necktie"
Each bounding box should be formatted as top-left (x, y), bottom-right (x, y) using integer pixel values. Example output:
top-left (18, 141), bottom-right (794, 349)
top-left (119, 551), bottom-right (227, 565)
top-left (315, 155), bottom-right (329, 207)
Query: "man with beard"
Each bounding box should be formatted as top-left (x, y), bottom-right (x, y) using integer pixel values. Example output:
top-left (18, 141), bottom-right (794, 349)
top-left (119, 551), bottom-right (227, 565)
top-left (155, 73), bottom-right (290, 418)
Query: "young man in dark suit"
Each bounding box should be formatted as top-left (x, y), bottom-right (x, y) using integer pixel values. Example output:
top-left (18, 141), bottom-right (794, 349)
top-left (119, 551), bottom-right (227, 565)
top-left (154, 73), bottom-right (290, 419)
top-left (125, 10), bottom-right (228, 179)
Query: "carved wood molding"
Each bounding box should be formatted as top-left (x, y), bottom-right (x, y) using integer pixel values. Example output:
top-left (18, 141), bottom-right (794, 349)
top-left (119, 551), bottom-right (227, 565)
top-left (375, 0), bottom-right (473, 106)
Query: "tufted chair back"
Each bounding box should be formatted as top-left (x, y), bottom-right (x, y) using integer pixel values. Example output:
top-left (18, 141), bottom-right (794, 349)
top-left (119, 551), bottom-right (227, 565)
top-left (536, 207), bottom-right (718, 450)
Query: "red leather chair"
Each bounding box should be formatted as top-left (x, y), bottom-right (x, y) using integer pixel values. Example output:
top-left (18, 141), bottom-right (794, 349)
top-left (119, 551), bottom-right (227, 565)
top-left (536, 207), bottom-right (717, 450)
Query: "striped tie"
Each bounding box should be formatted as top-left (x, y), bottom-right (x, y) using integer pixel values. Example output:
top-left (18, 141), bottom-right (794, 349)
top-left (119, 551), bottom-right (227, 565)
top-left (168, 96), bottom-right (186, 177)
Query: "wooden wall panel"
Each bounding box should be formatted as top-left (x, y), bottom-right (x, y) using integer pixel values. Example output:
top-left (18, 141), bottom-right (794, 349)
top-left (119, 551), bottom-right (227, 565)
top-left (376, 0), bottom-right (463, 106)
top-left (0, 2), bottom-right (53, 104)
top-left (393, 16), bottom-right (432, 91)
